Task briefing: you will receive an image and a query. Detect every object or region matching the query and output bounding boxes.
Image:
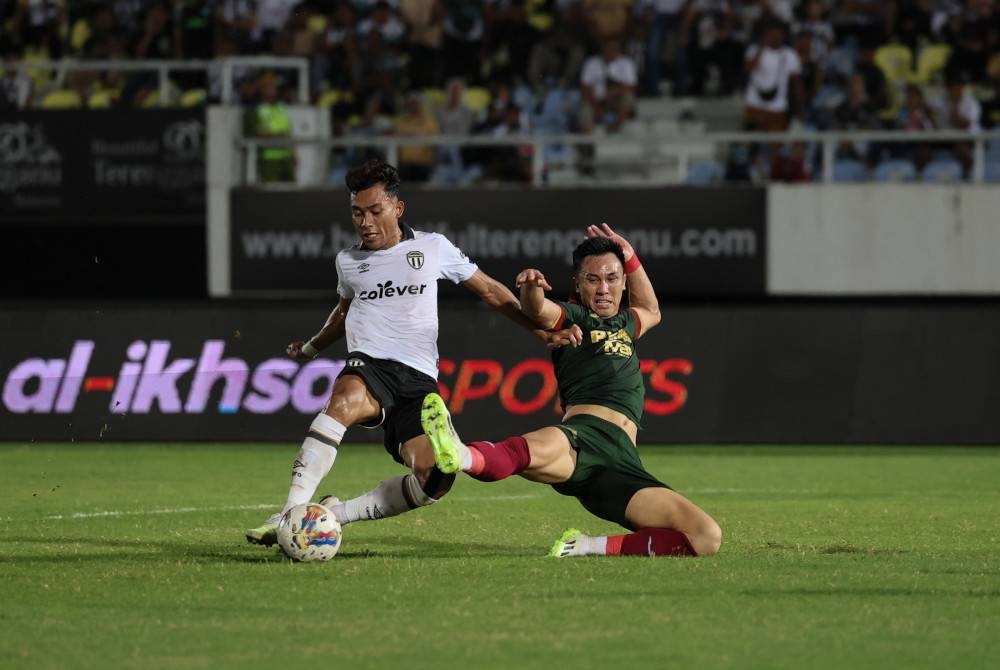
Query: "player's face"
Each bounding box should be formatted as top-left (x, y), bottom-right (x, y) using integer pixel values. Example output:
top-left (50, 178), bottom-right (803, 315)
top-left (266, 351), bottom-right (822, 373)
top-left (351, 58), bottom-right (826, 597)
top-left (350, 183), bottom-right (406, 250)
top-left (575, 253), bottom-right (625, 318)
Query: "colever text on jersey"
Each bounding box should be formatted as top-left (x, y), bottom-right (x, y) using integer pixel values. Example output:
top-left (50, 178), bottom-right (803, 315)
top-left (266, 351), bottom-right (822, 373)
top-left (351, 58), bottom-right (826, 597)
top-left (356, 280), bottom-right (428, 301)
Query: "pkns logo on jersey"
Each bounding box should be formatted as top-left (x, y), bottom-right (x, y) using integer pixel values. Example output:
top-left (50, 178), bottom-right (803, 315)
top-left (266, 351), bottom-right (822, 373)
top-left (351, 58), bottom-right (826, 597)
top-left (1, 340), bottom-right (346, 416)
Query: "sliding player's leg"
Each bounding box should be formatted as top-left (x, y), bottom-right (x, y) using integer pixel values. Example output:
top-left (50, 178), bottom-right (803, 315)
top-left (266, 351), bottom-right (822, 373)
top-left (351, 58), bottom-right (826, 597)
top-left (420, 392), bottom-right (577, 483)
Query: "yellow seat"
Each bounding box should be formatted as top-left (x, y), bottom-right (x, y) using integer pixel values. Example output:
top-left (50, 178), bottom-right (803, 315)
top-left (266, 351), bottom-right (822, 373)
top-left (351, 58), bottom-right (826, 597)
top-left (875, 43), bottom-right (913, 84)
top-left (88, 89), bottom-right (118, 108)
top-left (180, 88), bottom-right (206, 107)
top-left (41, 89), bottom-right (83, 109)
top-left (421, 87), bottom-right (446, 110)
top-left (462, 86), bottom-right (491, 113)
top-left (910, 44), bottom-right (951, 85)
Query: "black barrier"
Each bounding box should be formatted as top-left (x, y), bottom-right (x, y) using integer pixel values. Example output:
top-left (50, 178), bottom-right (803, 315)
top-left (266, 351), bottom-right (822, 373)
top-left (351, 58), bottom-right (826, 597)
top-left (0, 110), bottom-right (205, 225)
top-left (2, 301), bottom-right (999, 444)
top-left (229, 187), bottom-right (766, 297)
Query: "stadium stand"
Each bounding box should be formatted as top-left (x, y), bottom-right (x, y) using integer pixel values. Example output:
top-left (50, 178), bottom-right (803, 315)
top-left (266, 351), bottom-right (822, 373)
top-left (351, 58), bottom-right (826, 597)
top-left (1, 0), bottom-right (997, 185)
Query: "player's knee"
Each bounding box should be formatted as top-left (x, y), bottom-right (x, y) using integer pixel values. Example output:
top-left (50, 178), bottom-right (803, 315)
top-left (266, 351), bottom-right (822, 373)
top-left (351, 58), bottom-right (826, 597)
top-left (692, 518), bottom-right (723, 556)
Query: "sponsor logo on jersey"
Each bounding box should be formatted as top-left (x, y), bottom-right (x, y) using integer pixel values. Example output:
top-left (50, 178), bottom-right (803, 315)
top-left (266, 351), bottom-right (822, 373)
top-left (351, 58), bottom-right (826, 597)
top-left (590, 328), bottom-right (634, 358)
top-left (358, 262), bottom-right (370, 273)
top-left (357, 280), bottom-right (428, 301)
top-left (406, 250), bottom-right (424, 270)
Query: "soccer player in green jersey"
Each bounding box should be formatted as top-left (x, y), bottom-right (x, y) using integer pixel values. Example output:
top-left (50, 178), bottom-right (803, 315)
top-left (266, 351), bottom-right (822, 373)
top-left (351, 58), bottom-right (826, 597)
top-left (421, 223), bottom-right (722, 557)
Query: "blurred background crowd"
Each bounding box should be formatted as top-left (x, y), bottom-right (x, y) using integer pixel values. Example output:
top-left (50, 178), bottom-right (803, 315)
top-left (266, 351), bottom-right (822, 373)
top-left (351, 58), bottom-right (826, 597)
top-left (2, 0), bottom-right (998, 183)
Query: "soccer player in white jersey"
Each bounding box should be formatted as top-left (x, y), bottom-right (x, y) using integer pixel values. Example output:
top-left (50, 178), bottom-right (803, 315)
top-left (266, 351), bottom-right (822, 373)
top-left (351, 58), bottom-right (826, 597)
top-left (246, 159), bottom-right (579, 546)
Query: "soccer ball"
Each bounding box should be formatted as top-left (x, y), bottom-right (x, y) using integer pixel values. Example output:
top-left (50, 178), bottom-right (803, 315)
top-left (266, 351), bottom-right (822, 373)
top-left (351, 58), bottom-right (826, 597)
top-left (277, 502), bottom-right (342, 562)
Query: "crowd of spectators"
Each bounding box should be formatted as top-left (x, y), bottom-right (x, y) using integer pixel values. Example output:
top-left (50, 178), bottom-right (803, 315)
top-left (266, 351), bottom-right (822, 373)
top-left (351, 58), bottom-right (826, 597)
top-left (1, 0), bottom-right (998, 183)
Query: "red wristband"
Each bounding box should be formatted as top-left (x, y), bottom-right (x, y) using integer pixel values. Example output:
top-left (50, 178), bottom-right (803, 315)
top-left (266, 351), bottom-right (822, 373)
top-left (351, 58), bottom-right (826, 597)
top-left (624, 255), bottom-right (641, 274)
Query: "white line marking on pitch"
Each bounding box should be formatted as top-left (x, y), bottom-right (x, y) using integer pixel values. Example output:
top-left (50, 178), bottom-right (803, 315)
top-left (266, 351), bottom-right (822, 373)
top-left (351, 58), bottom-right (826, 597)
top-left (40, 495), bottom-right (542, 521)
top-left (44, 503), bottom-right (275, 520)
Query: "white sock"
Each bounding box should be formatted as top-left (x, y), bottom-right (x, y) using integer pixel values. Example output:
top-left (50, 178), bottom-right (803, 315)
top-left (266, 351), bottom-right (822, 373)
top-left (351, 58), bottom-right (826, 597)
top-left (333, 474), bottom-right (436, 524)
top-left (458, 442), bottom-right (475, 471)
top-left (280, 414), bottom-right (346, 515)
top-left (564, 533), bottom-right (608, 557)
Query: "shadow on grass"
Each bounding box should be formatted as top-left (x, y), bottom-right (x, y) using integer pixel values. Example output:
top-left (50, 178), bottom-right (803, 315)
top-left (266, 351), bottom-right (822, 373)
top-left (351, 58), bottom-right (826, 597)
top-left (0, 533), bottom-right (528, 564)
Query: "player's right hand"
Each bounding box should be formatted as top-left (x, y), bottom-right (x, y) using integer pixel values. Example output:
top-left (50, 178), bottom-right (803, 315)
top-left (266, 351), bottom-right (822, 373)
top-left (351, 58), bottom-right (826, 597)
top-left (516, 268), bottom-right (552, 290)
top-left (286, 341), bottom-right (311, 361)
top-left (546, 324), bottom-right (583, 349)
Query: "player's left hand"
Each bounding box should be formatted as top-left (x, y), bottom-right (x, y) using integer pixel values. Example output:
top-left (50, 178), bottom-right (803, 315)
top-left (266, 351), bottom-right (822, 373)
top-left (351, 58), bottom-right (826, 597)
top-left (545, 324), bottom-right (583, 349)
top-left (516, 268), bottom-right (552, 291)
top-left (585, 222), bottom-right (635, 262)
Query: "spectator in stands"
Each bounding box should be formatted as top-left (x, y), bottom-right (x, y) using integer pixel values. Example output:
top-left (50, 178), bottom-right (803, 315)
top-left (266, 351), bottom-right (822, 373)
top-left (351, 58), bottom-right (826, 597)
top-left (215, 0), bottom-right (257, 53)
top-left (253, 0), bottom-right (299, 52)
top-left (944, 0), bottom-right (1000, 83)
top-left (321, 2), bottom-right (362, 92)
top-left (527, 0), bottom-right (587, 90)
top-left (934, 71), bottom-right (983, 172)
top-left (770, 141), bottom-right (810, 182)
top-left (854, 43), bottom-right (890, 114)
top-left (394, 92), bottom-right (441, 182)
top-left (743, 20), bottom-right (803, 131)
top-left (794, 30), bottom-right (822, 115)
top-left (245, 71), bottom-right (295, 182)
top-left (175, 0), bottom-right (214, 60)
top-left (359, 1), bottom-right (407, 43)
top-left (898, 82), bottom-right (937, 131)
top-left (434, 77), bottom-right (475, 181)
top-left (833, 72), bottom-right (880, 163)
top-left (442, 0), bottom-right (492, 83)
top-left (489, 0), bottom-right (542, 83)
top-left (579, 38), bottom-right (637, 133)
top-left (133, 2), bottom-right (176, 59)
top-left (10, 0), bottom-right (67, 58)
top-left (897, 82), bottom-right (937, 172)
top-left (399, 0), bottom-right (444, 88)
top-left (0, 44), bottom-right (32, 109)
top-left (356, 28), bottom-right (406, 114)
top-left (640, 0), bottom-right (687, 97)
top-left (680, 0), bottom-right (744, 96)
top-left (795, 0), bottom-right (833, 70)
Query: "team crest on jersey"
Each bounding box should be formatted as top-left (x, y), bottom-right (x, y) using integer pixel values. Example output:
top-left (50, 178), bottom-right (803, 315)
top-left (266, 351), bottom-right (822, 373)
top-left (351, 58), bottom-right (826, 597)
top-left (358, 262), bottom-right (370, 273)
top-left (406, 250), bottom-right (425, 270)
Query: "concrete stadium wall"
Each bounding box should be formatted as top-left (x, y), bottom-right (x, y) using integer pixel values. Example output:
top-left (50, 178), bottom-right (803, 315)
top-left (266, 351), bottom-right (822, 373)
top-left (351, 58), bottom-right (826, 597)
top-left (768, 184), bottom-right (1000, 295)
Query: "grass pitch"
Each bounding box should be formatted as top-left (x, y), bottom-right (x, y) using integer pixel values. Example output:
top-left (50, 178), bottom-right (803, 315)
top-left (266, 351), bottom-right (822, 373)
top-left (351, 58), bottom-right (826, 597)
top-left (1, 443), bottom-right (998, 670)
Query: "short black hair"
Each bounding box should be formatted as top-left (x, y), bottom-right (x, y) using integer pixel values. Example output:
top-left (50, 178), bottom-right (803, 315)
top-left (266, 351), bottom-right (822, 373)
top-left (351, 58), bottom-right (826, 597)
top-left (345, 159), bottom-right (400, 197)
top-left (572, 236), bottom-right (626, 273)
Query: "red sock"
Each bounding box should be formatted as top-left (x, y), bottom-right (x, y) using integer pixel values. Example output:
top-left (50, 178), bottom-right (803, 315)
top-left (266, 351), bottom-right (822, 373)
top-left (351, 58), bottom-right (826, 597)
top-left (606, 528), bottom-right (696, 557)
top-left (465, 437), bottom-right (530, 482)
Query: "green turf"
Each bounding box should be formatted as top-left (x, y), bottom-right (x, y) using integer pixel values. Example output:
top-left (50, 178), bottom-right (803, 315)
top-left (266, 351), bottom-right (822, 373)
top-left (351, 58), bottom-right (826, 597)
top-left (1, 443), bottom-right (998, 670)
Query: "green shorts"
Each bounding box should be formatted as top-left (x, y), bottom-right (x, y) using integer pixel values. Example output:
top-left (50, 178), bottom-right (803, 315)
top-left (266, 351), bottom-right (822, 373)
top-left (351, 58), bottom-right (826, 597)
top-left (551, 414), bottom-right (670, 530)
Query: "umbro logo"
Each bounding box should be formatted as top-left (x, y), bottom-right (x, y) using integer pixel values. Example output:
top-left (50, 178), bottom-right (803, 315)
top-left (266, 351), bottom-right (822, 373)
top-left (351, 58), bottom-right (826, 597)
top-left (347, 358), bottom-right (365, 367)
top-left (358, 262), bottom-right (371, 273)
top-left (406, 251), bottom-right (424, 270)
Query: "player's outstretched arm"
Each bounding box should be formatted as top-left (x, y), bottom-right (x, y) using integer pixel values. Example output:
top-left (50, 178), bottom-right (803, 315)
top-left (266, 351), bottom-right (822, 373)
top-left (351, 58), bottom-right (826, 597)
top-left (287, 296), bottom-right (351, 361)
top-left (586, 223), bottom-right (661, 336)
top-left (515, 268), bottom-right (563, 330)
top-left (461, 268), bottom-right (539, 329)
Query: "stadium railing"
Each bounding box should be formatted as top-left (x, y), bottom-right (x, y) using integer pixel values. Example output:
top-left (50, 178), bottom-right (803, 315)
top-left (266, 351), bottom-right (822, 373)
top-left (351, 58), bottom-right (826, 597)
top-left (9, 56), bottom-right (310, 105)
top-left (235, 129), bottom-right (1000, 187)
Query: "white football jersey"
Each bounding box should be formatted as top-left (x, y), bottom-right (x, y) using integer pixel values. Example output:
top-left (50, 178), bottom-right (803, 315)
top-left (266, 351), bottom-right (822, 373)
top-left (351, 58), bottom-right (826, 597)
top-left (335, 225), bottom-right (478, 379)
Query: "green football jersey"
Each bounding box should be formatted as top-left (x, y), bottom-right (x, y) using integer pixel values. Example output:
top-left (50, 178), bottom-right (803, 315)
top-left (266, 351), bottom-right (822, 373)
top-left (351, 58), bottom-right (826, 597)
top-left (550, 301), bottom-right (644, 425)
